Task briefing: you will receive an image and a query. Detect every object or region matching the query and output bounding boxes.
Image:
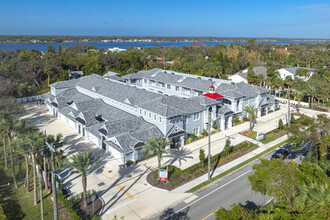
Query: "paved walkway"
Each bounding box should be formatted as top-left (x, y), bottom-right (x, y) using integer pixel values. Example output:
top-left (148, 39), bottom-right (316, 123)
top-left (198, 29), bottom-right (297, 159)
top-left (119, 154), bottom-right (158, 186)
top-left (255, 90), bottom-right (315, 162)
top-left (19, 103), bottom-right (326, 220)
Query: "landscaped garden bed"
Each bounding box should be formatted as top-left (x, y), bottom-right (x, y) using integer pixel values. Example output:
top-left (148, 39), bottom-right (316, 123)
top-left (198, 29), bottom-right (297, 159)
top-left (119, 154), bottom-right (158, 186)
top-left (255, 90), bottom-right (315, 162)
top-left (147, 141), bottom-right (259, 191)
top-left (259, 129), bottom-right (287, 144)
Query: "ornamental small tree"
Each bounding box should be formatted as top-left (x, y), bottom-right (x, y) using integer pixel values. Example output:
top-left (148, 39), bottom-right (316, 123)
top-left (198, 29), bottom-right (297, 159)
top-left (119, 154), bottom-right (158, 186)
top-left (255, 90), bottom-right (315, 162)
top-left (278, 119), bottom-right (284, 130)
top-left (199, 149), bottom-right (206, 168)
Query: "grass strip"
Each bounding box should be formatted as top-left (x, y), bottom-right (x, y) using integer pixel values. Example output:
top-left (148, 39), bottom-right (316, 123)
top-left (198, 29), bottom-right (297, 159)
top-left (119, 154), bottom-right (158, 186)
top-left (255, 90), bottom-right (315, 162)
top-left (185, 139), bottom-right (288, 193)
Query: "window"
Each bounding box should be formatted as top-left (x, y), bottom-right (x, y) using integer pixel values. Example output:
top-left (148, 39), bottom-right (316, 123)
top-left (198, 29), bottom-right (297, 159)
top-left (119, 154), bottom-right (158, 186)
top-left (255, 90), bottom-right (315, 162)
top-left (154, 115), bottom-right (157, 121)
top-left (131, 108), bottom-right (133, 111)
top-left (244, 99), bottom-right (248, 106)
top-left (149, 113), bottom-right (151, 118)
top-left (161, 83), bottom-right (165, 88)
top-left (175, 86), bottom-right (179, 91)
top-left (197, 91), bottom-right (203, 96)
top-left (144, 111), bottom-right (147, 116)
top-left (193, 127), bottom-right (199, 135)
top-left (139, 109), bottom-right (142, 115)
top-left (193, 112), bottom-right (200, 120)
top-left (167, 84), bottom-right (171, 89)
top-left (159, 117), bottom-right (162, 122)
top-left (144, 79), bottom-right (147, 83)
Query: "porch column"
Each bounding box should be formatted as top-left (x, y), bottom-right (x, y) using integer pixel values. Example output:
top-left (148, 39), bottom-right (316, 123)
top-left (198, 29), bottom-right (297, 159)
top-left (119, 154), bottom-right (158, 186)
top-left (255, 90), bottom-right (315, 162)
top-left (257, 109), bottom-right (261, 118)
top-left (266, 107), bottom-right (269, 115)
top-left (220, 116), bottom-right (225, 131)
top-left (165, 138), bottom-right (171, 150)
top-left (180, 136), bottom-right (184, 149)
top-left (228, 116), bottom-right (233, 129)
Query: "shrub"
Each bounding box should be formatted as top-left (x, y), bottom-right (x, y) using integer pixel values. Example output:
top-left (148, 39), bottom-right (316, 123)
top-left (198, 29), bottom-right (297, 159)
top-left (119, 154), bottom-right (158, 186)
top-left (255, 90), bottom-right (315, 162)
top-left (197, 135), bottom-right (204, 140)
top-left (243, 115), bottom-right (249, 121)
top-left (188, 133), bottom-right (197, 140)
top-left (212, 122), bottom-right (217, 130)
top-left (216, 128), bottom-right (221, 132)
top-left (210, 130), bottom-right (216, 134)
top-left (275, 107), bottom-right (280, 111)
top-left (185, 139), bottom-right (192, 145)
top-left (126, 160), bottom-right (134, 166)
top-left (233, 116), bottom-right (240, 125)
top-left (201, 129), bottom-right (208, 136)
top-left (290, 114), bottom-right (295, 124)
top-left (0, 204), bottom-right (6, 220)
top-left (278, 119), bottom-right (284, 130)
top-left (199, 149), bottom-right (206, 168)
top-left (325, 102), bottom-right (330, 108)
top-left (268, 110), bottom-right (273, 113)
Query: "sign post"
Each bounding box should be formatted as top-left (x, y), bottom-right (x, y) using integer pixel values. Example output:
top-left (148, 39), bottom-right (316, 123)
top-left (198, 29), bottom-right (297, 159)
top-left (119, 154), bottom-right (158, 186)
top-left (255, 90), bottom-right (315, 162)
top-left (159, 169), bottom-right (168, 181)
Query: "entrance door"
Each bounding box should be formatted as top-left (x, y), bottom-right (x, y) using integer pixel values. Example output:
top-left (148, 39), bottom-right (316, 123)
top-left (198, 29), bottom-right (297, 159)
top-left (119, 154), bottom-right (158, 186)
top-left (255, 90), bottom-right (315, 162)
top-left (101, 136), bottom-right (106, 151)
top-left (225, 117), bottom-right (228, 130)
top-left (82, 128), bottom-right (85, 137)
top-left (261, 108), bottom-right (267, 116)
top-left (78, 125), bottom-right (81, 134)
top-left (170, 136), bottom-right (181, 149)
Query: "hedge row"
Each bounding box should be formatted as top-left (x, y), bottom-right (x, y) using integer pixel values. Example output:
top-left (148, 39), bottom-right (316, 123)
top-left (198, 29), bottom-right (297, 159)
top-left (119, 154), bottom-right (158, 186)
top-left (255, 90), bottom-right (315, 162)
top-left (0, 204), bottom-right (5, 220)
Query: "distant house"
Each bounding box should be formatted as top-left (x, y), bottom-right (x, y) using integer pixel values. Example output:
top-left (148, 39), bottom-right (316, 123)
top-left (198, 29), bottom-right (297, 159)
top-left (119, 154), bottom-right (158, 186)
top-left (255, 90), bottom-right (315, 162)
top-left (103, 47), bottom-right (126, 54)
top-left (69, 71), bottom-right (84, 79)
top-left (275, 47), bottom-right (293, 54)
top-left (277, 67), bottom-right (317, 81)
top-left (228, 66), bottom-right (268, 84)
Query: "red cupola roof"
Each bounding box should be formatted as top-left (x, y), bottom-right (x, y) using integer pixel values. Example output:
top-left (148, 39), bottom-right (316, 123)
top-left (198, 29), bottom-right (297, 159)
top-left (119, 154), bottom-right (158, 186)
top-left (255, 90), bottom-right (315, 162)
top-left (202, 93), bottom-right (224, 99)
top-left (209, 85), bottom-right (215, 89)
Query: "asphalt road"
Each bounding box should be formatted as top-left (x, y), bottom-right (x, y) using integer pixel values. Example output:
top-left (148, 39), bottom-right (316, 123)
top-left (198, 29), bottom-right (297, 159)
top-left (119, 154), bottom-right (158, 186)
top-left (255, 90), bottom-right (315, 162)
top-left (151, 144), bottom-right (302, 220)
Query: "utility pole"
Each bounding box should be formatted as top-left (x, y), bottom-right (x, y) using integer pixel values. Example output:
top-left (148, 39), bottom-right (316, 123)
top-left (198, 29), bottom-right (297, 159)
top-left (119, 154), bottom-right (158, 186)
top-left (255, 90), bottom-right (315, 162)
top-left (288, 89), bottom-right (291, 126)
top-left (39, 171), bottom-right (44, 220)
top-left (207, 108), bottom-right (212, 180)
top-left (45, 139), bottom-right (58, 220)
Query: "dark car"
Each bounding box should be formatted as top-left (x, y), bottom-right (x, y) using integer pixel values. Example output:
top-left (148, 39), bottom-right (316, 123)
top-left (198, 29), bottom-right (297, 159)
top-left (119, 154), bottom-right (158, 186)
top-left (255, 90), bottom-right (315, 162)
top-left (271, 149), bottom-right (289, 159)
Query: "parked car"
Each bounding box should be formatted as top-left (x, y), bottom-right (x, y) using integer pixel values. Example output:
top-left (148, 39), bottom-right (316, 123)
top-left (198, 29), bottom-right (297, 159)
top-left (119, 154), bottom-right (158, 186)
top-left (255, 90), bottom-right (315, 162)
top-left (271, 149), bottom-right (289, 160)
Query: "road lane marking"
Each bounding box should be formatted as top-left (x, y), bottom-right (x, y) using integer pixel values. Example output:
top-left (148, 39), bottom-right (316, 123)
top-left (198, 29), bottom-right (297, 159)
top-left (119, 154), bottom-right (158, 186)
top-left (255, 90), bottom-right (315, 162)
top-left (116, 184), bottom-right (135, 199)
top-left (164, 169), bottom-right (252, 220)
top-left (202, 210), bottom-right (218, 220)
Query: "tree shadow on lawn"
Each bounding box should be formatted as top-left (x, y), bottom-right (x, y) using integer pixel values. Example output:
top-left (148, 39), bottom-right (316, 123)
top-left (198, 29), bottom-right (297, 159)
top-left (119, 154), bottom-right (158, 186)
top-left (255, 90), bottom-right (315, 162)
top-left (0, 168), bottom-right (25, 219)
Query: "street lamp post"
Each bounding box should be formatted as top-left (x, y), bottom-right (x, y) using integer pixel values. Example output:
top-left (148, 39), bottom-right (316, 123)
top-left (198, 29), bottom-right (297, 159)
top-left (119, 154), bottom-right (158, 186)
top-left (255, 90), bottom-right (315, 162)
top-left (207, 108), bottom-right (212, 180)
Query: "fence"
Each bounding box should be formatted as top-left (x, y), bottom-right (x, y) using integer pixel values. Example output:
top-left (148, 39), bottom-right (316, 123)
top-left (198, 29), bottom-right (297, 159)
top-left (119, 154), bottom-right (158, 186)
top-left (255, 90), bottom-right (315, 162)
top-left (276, 97), bottom-right (309, 107)
top-left (16, 95), bottom-right (42, 103)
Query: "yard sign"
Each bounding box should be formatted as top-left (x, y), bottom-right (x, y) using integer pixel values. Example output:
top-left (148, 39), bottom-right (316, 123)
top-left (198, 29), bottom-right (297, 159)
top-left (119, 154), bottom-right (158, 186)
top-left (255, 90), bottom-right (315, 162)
top-left (159, 169), bottom-right (168, 181)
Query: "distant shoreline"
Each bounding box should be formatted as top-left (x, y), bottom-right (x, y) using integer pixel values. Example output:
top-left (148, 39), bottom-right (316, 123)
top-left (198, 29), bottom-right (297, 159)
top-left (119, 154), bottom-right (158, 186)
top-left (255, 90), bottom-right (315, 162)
top-left (0, 35), bottom-right (329, 44)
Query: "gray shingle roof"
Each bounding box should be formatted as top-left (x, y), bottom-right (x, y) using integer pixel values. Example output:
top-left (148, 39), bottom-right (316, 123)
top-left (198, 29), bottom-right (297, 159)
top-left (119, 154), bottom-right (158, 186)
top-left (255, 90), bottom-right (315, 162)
top-left (50, 79), bottom-right (79, 88)
top-left (189, 96), bottom-right (219, 106)
top-left (216, 82), bottom-right (268, 100)
top-left (284, 67), bottom-right (317, 75)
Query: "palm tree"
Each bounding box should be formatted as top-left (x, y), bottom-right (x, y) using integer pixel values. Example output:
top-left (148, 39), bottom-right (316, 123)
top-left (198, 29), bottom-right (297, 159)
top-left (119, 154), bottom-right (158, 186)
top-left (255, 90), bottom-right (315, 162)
top-left (295, 91), bottom-right (305, 110)
top-left (66, 152), bottom-right (99, 207)
top-left (0, 113), bottom-right (18, 188)
top-left (13, 138), bottom-right (31, 192)
top-left (45, 133), bottom-right (65, 192)
top-left (0, 115), bottom-right (8, 170)
top-left (293, 181), bottom-right (330, 218)
top-left (244, 106), bottom-right (260, 133)
top-left (305, 82), bottom-right (317, 108)
top-left (141, 136), bottom-right (170, 177)
top-left (22, 129), bottom-right (45, 205)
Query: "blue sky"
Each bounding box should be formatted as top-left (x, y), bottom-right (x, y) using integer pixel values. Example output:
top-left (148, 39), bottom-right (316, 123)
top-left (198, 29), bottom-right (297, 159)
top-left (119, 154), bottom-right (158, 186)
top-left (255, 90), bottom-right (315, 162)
top-left (0, 0), bottom-right (329, 38)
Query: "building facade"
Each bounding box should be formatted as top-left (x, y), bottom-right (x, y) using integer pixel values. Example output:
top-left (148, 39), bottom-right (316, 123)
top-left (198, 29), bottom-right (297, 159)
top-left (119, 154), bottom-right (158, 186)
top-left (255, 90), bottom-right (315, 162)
top-left (42, 68), bottom-right (279, 164)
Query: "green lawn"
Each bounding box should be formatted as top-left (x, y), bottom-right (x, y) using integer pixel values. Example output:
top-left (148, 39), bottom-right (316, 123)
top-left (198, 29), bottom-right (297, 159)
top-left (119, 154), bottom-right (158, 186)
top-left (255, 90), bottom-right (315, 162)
top-left (0, 157), bottom-right (59, 219)
top-left (260, 129), bottom-right (287, 144)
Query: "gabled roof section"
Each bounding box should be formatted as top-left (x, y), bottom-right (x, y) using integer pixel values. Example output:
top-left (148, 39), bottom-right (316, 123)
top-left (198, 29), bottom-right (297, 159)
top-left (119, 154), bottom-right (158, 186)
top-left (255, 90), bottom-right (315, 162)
top-left (166, 124), bottom-right (185, 138)
top-left (70, 102), bottom-right (78, 111)
top-left (124, 98), bottom-right (132, 105)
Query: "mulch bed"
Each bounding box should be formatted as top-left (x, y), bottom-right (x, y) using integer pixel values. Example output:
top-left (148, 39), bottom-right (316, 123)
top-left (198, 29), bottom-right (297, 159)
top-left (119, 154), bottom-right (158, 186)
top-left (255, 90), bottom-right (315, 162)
top-left (147, 144), bottom-right (258, 191)
top-left (73, 196), bottom-right (102, 218)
